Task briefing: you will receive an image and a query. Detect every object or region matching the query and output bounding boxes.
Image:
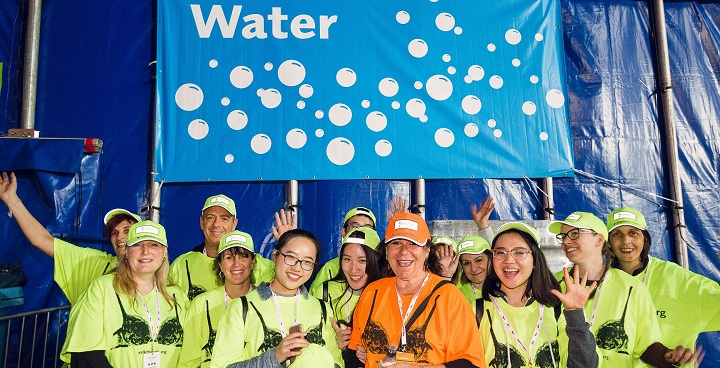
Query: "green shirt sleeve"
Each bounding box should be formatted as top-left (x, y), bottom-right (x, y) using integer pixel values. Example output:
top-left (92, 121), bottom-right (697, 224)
top-left (53, 238), bottom-right (115, 304)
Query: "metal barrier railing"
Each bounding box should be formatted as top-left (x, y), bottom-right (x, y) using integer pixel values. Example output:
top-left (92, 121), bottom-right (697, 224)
top-left (0, 305), bottom-right (71, 368)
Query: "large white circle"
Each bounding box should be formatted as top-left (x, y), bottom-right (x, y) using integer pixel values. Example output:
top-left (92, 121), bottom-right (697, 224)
top-left (230, 66), bottom-right (254, 89)
top-left (434, 128), bottom-right (455, 148)
top-left (464, 123), bottom-right (479, 137)
top-left (462, 95), bottom-right (482, 115)
top-left (260, 89), bottom-right (282, 108)
top-left (435, 13), bottom-right (455, 32)
top-left (489, 75), bottom-right (504, 89)
top-left (366, 111), bottom-right (388, 132)
top-left (227, 110), bottom-right (248, 130)
top-left (286, 128), bottom-right (307, 149)
top-left (278, 60), bottom-right (306, 87)
top-left (375, 140), bottom-right (392, 157)
top-left (188, 119), bottom-right (209, 140)
top-left (379, 78), bottom-right (400, 97)
top-left (546, 89), bottom-right (565, 108)
top-left (327, 137), bottom-right (355, 165)
top-left (426, 75), bottom-right (453, 101)
top-left (176, 84), bottom-right (204, 111)
top-left (522, 101), bottom-right (537, 115)
top-left (329, 103), bottom-right (352, 126)
top-left (468, 65), bottom-right (485, 81)
top-left (396, 11), bottom-right (410, 24)
top-left (250, 134), bottom-right (272, 154)
top-left (405, 98), bottom-right (426, 118)
top-left (299, 84), bottom-right (314, 98)
top-left (408, 39), bottom-right (429, 58)
top-left (505, 29), bottom-right (522, 45)
top-left (336, 68), bottom-right (357, 87)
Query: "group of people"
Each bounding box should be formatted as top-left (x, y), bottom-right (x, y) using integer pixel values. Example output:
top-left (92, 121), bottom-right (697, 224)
top-left (1, 171), bottom-right (718, 368)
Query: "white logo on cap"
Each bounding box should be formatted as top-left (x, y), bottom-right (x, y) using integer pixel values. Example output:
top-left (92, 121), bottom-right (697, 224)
top-left (135, 225), bottom-right (159, 235)
top-left (211, 197), bottom-right (230, 205)
top-left (613, 212), bottom-right (636, 221)
top-left (395, 219), bottom-right (419, 231)
top-left (435, 237), bottom-right (452, 245)
top-left (458, 240), bottom-right (474, 252)
top-left (226, 234), bottom-right (247, 243)
top-left (567, 214), bottom-right (581, 221)
top-left (347, 236), bottom-right (365, 245)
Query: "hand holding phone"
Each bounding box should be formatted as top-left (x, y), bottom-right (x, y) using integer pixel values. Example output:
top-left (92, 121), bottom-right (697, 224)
top-left (288, 324), bottom-right (303, 364)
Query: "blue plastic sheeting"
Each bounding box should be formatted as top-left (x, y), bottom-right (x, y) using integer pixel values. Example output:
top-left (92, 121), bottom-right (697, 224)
top-left (0, 0), bottom-right (22, 131)
top-left (0, 138), bottom-right (85, 173)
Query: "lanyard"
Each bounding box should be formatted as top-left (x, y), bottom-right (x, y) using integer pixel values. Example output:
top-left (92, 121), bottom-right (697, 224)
top-left (397, 273), bottom-right (430, 347)
top-left (491, 297), bottom-right (544, 363)
top-left (588, 271), bottom-right (608, 328)
top-left (138, 284), bottom-right (162, 343)
top-left (343, 288), bottom-right (352, 321)
top-left (224, 285), bottom-right (254, 307)
top-left (271, 289), bottom-right (301, 338)
top-left (641, 257), bottom-right (652, 285)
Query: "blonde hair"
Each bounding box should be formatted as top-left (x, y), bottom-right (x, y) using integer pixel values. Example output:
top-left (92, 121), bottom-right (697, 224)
top-left (113, 248), bottom-right (176, 306)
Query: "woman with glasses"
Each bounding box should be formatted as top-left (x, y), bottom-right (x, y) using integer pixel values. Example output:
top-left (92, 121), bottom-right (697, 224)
top-left (480, 222), bottom-right (598, 368)
top-left (210, 229), bottom-right (343, 368)
top-left (64, 220), bottom-right (188, 367)
top-left (178, 230), bottom-right (258, 367)
top-left (548, 212), bottom-right (694, 368)
top-left (309, 227), bottom-right (387, 355)
top-left (606, 207), bottom-right (718, 367)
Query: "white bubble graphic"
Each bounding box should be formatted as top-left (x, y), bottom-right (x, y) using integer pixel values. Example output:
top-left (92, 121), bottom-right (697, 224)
top-left (540, 132), bottom-right (549, 141)
top-left (230, 66), bottom-right (254, 89)
top-left (278, 60), bottom-right (306, 87)
top-left (264, 62), bottom-right (273, 71)
top-left (487, 43), bottom-right (496, 52)
top-left (435, 13), bottom-right (455, 32)
top-left (512, 58), bottom-right (521, 67)
top-left (447, 66), bottom-right (456, 75)
top-left (546, 89), bottom-right (565, 108)
top-left (209, 59), bottom-right (218, 68)
top-left (176, 84), bottom-right (204, 111)
top-left (396, 11), bottom-right (410, 24)
top-left (366, 111), bottom-right (388, 132)
top-left (414, 81), bottom-right (423, 90)
top-left (391, 101), bottom-right (400, 109)
top-left (530, 75), bottom-right (539, 84)
top-left (260, 88), bottom-right (282, 108)
top-left (379, 78), bottom-right (399, 97)
top-left (426, 75), bottom-right (453, 101)
top-left (251, 134), bottom-right (272, 154)
top-left (489, 75), bottom-right (504, 89)
top-left (225, 154), bottom-right (234, 163)
top-left (188, 119), bottom-right (209, 140)
top-left (434, 128), bottom-right (455, 148)
top-left (315, 110), bottom-right (324, 119)
top-left (493, 129), bottom-right (503, 138)
top-left (327, 137), bottom-right (355, 165)
top-left (505, 29), bottom-right (522, 45)
top-left (464, 76), bottom-right (472, 83)
top-left (420, 115), bottom-right (428, 123)
top-left (336, 68), bottom-right (357, 88)
top-left (256, 88), bottom-right (265, 97)
top-left (408, 39), bottom-right (429, 58)
top-left (488, 119), bottom-right (497, 128)
top-left (299, 84), bottom-right (314, 98)
top-left (315, 129), bottom-right (324, 137)
top-left (221, 97), bottom-right (230, 106)
top-left (375, 140), bottom-right (392, 157)
top-left (329, 103), bottom-right (352, 126)
top-left (405, 98), bottom-right (426, 118)
top-left (464, 123), bottom-right (479, 137)
top-left (227, 110), bottom-right (248, 130)
top-left (535, 33), bottom-right (544, 41)
top-left (362, 100), bottom-right (370, 108)
top-left (468, 65), bottom-right (485, 81)
top-left (286, 128), bottom-right (307, 149)
top-left (522, 101), bottom-right (537, 115)
top-left (442, 54), bottom-right (451, 62)
top-left (454, 27), bottom-right (462, 35)
top-left (462, 95), bottom-right (482, 115)
top-left (297, 100), bottom-right (305, 109)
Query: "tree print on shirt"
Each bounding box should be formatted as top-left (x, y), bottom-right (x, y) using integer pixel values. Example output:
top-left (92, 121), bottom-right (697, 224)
top-left (186, 260), bottom-right (206, 300)
top-left (112, 292), bottom-right (183, 349)
top-left (596, 286), bottom-right (632, 355)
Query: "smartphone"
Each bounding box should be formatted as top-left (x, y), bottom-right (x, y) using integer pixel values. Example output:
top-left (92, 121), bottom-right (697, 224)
top-left (288, 324), bottom-right (303, 364)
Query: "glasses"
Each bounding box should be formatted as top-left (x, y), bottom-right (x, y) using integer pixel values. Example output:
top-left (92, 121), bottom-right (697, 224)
top-left (346, 221), bottom-right (375, 230)
top-left (555, 228), bottom-right (597, 242)
top-left (278, 251), bottom-right (316, 271)
top-left (491, 248), bottom-right (532, 260)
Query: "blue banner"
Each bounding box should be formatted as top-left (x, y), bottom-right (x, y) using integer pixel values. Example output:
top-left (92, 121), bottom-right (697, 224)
top-left (156, 0), bottom-right (573, 182)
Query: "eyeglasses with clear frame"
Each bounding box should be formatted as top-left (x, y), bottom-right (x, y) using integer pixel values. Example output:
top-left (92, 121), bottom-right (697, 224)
top-left (491, 248), bottom-right (532, 260)
top-left (555, 228), bottom-right (597, 242)
top-left (278, 251), bottom-right (316, 271)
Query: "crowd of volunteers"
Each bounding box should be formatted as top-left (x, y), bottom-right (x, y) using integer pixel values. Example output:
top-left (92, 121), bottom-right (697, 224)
top-left (1, 171), bottom-right (718, 368)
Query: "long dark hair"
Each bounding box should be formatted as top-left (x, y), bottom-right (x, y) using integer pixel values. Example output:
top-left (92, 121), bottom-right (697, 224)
top-left (609, 229), bottom-right (652, 270)
top-left (377, 239), bottom-right (441, 276)
top-left (482, 229), bottom-right (560, 307)
top-left (330, 230), bottom-right (388, 312)
top-left (103, 214), bottom-right (138, 239)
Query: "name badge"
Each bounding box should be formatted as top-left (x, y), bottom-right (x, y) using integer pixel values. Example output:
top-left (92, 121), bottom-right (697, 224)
top-left (396, 351), bottom-right (415, 363)
top-left (143, 351), bottom-right (161, 368)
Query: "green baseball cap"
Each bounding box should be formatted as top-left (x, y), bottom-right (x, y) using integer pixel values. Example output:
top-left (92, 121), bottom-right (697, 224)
top-left (343, 207), bottom-right (376, 227)
top-left (103, 208), bottom-right (141, 224)
top-left (218, 230), bottom-right (255, 254)
top-left (432, 236), bottom-right (459, 254)
top-left (607, 207), bottom-right (647, 232)
top-left (497, 222), bottom-right (541, 244)
top-left (342, 227), bottom-right (381, 251)
top-left (202, 194), bottom-right (236, 217)
top-left (457, 235), bottom-right (491, 255)
top-left (127, 220), bottom-right (168, 247)
top-left (548, 212), bottom-right (608, 240)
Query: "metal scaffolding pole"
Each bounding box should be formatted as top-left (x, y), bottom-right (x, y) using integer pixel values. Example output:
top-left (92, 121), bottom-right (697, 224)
top-left (21, 0), bottom-right (43, 130)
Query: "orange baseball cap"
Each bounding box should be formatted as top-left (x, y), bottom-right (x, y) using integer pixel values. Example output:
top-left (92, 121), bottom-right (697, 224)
top-left (385, 213), bottom-right (431, 246)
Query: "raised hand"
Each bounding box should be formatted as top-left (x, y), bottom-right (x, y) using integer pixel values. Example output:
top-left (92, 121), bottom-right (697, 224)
top-left (330, 317), bottom-right (352, 350)
top-left (387, 195), bottom-right (409, 219)
top-left (664, 345), bottom-right (697, 367)
top-left (0, 172), bottom-right (19, 204)
top-left (434, 243), bottom-right (459, 279)
top-left (271, 208), bottom-right (297, 240)
top-left (470, 197), bottom-right (495, 230)
top-left (550, 265), bottom-right (597, 310)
